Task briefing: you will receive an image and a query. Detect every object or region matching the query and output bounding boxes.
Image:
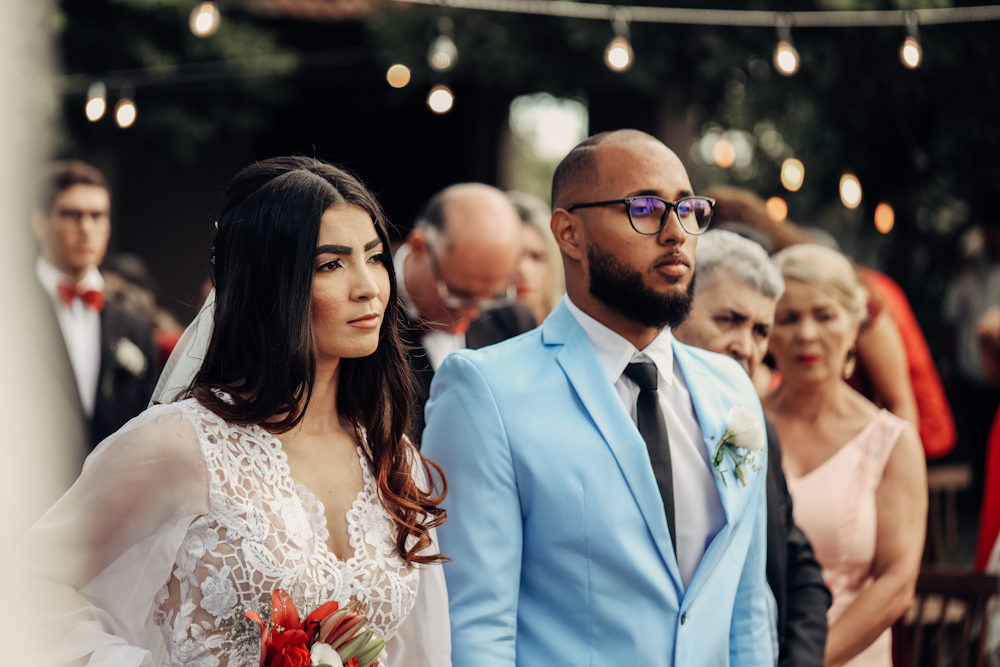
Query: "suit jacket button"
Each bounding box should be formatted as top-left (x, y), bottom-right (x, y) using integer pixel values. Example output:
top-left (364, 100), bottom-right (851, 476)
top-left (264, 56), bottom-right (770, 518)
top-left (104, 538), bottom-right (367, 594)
top-left (680, 611), bottom-right (687, 625)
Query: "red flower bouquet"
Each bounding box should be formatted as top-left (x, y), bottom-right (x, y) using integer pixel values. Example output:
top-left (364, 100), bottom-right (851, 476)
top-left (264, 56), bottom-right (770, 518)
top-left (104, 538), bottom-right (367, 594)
top-left (244, 590), bottom-right (385, 667)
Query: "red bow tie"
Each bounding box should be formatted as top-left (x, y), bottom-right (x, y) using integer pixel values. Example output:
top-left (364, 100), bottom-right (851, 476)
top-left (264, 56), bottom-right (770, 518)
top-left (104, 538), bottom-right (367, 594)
top-left (56, 282), bottom-right (105, 312)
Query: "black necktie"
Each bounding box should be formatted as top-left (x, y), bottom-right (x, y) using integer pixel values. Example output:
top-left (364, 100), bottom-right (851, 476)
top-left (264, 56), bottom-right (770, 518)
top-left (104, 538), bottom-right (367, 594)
top-left (623, 362), bottom-right (677, 555)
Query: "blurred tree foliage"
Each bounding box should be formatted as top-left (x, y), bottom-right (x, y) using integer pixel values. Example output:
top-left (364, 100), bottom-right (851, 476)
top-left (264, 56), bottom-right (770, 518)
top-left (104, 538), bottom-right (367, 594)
top-left (368, 0), bottom-right (1000, 340)
top-left (56, 0), bottom-right (297, 163)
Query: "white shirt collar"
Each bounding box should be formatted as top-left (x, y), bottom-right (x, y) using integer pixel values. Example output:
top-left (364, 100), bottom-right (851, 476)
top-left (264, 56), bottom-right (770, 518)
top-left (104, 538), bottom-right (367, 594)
top-left (564, 295), bottom-right (675, 387)
top-left (393, 243), bottom-right (421, 321)
top-left (36, 256), bottom-right (104, 301)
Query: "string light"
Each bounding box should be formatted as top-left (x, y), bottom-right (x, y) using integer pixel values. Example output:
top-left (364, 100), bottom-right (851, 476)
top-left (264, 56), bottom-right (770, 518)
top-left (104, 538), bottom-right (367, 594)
top-left (839, 173), bottom-right (862, 208)
top-left (386, 64), bottom-right (411, 88)
top-left (115, 84), bottom-right (136, 128)
top-left (766, 196), bottom-right (788, 221)
top-left (900, 14), bottom-right (922, 68)
top-left (604, 9), bottom-right (634, 72)
top-left (874, 202), bottom-right (895, 233)
top-left (773, 41), bottom-right (799, 75)
top-left (428, 17), bottom-right (458, 72)
top-left (115, 98), bottom-right (137, 128)
top-left (780, 158), bottom-right (805, 191)
top-left (189, 2), bottom-right (221, 38)
top-left (85, 82), bottom-right (106, 122)
top-left (605, 37), bottom-right (633, 71)
top-left (427, 85), bottom-right (455, 114)
top-left (712, 137), bottom-right (736, 168)
top-left (900, 36), bottom-right (922, 68)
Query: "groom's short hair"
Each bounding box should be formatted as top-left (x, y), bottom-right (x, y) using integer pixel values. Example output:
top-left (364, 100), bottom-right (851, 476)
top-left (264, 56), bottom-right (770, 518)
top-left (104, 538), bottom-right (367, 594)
top-left (551, 129), bottom-right (661, 211)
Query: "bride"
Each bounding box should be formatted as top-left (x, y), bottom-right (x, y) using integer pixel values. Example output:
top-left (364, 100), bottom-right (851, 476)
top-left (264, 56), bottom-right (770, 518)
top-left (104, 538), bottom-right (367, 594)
top-left (24, 157), bottom-right (450, 666)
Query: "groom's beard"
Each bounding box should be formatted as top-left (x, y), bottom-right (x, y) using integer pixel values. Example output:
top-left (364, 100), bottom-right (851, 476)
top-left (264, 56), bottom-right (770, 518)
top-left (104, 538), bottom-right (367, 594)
top-left (587, 243), bottom-right (695, 330)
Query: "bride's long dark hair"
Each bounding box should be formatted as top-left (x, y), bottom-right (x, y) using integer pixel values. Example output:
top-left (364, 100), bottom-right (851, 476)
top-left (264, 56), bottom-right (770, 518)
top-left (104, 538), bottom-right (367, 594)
top-left (190, 156), bottom-right (445, 565)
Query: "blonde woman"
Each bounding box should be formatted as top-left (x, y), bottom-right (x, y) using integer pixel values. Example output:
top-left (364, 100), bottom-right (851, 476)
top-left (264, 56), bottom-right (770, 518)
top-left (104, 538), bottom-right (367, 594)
top-left (508, 191), bottom-right (564, 323)
top-left (763, 244), bottom-right (926, 667)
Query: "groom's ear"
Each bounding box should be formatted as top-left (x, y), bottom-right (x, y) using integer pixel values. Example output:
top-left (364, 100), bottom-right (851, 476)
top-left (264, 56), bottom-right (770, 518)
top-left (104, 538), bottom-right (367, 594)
top-left (551, 208), bottom-right (585, 263)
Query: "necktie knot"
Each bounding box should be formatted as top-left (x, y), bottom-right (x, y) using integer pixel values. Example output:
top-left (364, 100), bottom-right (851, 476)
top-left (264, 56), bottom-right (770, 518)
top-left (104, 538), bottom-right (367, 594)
top-left (623, 361), bottom-right (658, 392)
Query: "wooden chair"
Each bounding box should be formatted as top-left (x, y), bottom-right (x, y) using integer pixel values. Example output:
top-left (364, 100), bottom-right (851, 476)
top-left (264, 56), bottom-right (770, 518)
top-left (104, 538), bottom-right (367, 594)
top-left (925, 464), bottom-right (973, 565)
top-left (893, 567), bottom-right (1000, 667)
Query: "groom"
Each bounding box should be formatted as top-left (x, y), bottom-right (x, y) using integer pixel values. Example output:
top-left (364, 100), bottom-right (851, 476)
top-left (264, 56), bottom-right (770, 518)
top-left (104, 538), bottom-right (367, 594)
top-left (423, 129), bottom-right (773, 666)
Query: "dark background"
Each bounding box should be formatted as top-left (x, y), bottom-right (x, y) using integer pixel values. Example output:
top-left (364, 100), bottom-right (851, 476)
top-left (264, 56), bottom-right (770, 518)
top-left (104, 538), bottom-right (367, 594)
top-left (54, 0), bottom-right (1000, 337)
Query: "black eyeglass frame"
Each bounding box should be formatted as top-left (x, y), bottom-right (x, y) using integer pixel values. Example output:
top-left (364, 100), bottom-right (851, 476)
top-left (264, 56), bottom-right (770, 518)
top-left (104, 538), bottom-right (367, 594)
top-left (567, 195), bottom-right (716, 236)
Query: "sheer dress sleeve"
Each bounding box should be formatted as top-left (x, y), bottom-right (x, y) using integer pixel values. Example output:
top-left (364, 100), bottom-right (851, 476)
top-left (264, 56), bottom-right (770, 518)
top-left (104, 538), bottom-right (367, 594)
top-left (22, 404), bottom-right (210, 667)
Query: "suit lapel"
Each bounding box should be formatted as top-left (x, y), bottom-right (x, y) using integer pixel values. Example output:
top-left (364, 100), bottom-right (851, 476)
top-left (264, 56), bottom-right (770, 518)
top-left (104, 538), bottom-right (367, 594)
top-left (673, 341), bottom-right (754, 603)
top-left (544, 304), bottom-right (683, 591)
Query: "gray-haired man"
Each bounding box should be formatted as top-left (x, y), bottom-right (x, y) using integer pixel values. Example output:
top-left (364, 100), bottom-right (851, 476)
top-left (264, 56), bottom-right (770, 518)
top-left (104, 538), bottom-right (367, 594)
top-left (674, 230), bottom-right (832, 667)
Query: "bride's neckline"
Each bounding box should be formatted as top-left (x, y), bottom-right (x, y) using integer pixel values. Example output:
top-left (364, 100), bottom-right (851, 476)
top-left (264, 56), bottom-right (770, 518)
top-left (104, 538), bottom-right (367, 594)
top-left (247, 415), bottom-right (371, 564)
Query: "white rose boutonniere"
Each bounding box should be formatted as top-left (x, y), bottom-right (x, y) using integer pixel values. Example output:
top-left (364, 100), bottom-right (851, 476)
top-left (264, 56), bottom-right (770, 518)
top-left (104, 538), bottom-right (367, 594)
top-left (712, 406), bottom-right (767, 487)
top-left (101, 338), bottom-right (148, 399)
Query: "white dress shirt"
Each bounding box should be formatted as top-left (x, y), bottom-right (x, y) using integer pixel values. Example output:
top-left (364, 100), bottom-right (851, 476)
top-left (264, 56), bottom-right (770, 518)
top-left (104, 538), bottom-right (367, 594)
top-left (565, 296), bottom-right (726, 589)
top-left (394, 244), bottom-right (466, 371)
top-left (37, 257), bottom-right (103, 417)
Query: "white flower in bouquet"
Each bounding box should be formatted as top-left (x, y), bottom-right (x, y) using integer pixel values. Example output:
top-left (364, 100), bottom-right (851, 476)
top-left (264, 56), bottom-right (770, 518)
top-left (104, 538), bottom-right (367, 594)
top-left (311, 642), bottom-right (343, 667)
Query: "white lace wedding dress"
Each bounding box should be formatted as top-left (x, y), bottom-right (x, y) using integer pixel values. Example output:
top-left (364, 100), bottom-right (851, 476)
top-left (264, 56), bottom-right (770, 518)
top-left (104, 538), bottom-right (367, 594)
top-left (23, 398), bottom-right (450, 667)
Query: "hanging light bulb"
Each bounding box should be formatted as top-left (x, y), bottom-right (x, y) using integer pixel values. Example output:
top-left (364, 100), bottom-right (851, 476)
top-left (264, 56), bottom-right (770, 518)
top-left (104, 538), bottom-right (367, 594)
top-left (900, 37), bottom-right (922, 69)
top-left (427, 85), bottom-right (454, 114)
top-left (386, 64), bottom-right (411, 89)
top-left (874, 203), bottom-right (895, 233)
top-left (773, 41), bottom-right (799, 76)
top-left (780, 158), bottom-right (805, 191)
top-left (839, 173), bottom-right (862, 209)
top-left (604, 37), bottom-right (633, 72)
top-left (772, 17), bottom-right (799, 76)
top-left (189, 2), bottom-right (221, 38)
top-left (766, 196), bottom-right (788, 222)
top-left (604, 8), bottom-right (633, 73)
top-left (712, 137), bottom-right (736, 168)
top-left (428, 17), bottom-right (457, 72)
top-left (900, 14), bottom-right (922, 69)
top-left (115, 98), bottom-right (137, 128)
top-left (115, 84), bottom-right (136, 128)
top-left (85, 82), bottom-right (106, 122)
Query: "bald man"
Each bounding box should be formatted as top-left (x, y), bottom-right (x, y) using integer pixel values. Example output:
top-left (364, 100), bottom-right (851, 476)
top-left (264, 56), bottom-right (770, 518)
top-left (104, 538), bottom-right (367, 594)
top-left (396, 183), bottom-right (536, 441)
top-left (423, 131), bottom-right (774, 666)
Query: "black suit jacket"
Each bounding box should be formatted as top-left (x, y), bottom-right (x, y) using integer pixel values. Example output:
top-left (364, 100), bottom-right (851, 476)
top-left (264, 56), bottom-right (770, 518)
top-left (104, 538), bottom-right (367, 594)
top-left (766, 418), bottom-right (832, 667)
top-left (89, 298), bottom-right (159, 448)
top-left (42, 279), bottom-right (159, 452)
top-left (403, 303), bottom-right (537, 444)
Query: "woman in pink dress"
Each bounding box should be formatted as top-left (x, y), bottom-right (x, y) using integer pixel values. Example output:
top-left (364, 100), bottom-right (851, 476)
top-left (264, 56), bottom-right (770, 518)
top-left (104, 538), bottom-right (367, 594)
top-left (763, 244), bottom-right (927, 667)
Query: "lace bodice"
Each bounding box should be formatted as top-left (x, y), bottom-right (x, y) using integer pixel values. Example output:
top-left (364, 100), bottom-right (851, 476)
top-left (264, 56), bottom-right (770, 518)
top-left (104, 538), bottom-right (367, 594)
top-left (23, 400), bottom-right (450, 667)
top-left (154, 399), bottom-right (419, 666)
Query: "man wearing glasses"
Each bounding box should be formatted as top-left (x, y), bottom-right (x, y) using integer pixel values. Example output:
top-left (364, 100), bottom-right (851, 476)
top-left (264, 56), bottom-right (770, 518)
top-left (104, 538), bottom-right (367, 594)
top-left (394, 182), bottom-right (536, 441)
top-left (423, 130), bottom-right (774, 666)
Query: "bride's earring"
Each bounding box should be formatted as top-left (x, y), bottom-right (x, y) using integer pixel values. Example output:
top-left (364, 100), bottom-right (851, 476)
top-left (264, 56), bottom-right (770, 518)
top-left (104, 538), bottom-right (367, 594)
top-left (844, 346), bottom-right (857, 379)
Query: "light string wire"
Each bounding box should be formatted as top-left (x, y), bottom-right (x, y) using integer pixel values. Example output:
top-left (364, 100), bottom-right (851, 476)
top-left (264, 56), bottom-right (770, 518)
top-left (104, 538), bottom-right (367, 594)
top-left (393, 0), bottom-right (1000, 28)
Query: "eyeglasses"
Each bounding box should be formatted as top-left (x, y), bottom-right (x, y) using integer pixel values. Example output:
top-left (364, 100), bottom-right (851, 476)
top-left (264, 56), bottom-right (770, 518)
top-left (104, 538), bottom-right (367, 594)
top-left (567, 196), bottom-right (715, 235)
top-left (426, 243), bottom-right (515, 310)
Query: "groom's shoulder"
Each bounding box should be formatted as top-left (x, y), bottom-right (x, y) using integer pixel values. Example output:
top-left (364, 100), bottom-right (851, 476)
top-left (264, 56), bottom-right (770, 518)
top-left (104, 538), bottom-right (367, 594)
top-left (437, 326), bottom-right (553, 392)
top-left (450, 325), bottom-right (548, 369)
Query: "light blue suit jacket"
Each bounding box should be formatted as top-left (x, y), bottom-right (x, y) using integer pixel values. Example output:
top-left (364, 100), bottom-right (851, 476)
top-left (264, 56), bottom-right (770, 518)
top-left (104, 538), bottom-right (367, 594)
top-left (422, 301), bottom-right (774, 667)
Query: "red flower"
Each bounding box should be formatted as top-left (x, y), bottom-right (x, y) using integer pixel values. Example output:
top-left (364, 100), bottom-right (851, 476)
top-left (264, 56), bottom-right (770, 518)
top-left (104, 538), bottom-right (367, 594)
top-left (247, 590), bottom-right (328, 667)
top-left (270, 630), bottom-right (311, 667)
top-left (344, 659), bottom-right (360, 667)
